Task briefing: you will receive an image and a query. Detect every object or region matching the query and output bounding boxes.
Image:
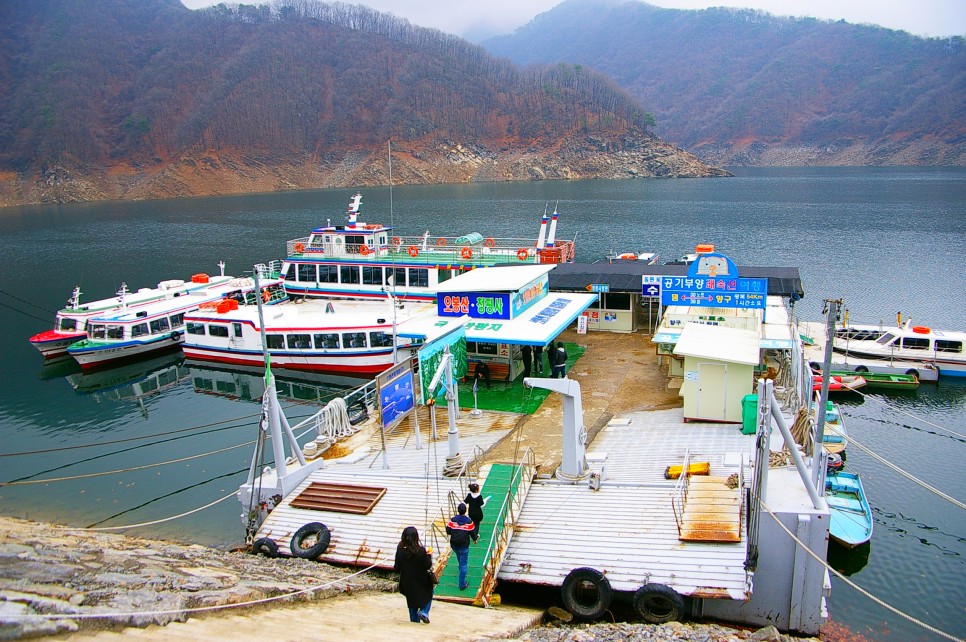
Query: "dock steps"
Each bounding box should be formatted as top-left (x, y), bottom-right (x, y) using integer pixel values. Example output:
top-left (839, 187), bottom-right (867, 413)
top-left (678, 475), bottom-right (742, 542)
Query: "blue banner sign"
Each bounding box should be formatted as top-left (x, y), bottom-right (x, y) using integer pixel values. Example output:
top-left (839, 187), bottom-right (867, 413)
top-left (438, 292), bottom-right (511, 320)
top-left (660, 252), bottom-right (767, 309)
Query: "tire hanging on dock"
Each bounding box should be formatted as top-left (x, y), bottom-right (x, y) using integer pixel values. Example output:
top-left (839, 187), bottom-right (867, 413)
top-left (290, 522), bottom-right (331, 560)
top-left (560, 567), bottom-right (612, 620)
top-left (251, 537), bottom-right (279, 558)
top-left (633, 583), bottom-right (685, 623)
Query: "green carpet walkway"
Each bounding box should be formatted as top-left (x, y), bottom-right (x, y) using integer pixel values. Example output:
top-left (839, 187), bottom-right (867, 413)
top-left (434, 463), bottom-right (524, 603)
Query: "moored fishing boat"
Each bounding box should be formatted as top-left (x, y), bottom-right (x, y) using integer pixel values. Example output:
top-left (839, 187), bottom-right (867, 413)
top-left (28, 264), bottom-right (233, 359)
top-left (826, 470), bottom-right (874, 548)
top-left (820, 401), bottom-right (848, 455)
top-left (67, 265), bottom-right (284, 370)
top-left (281, 194), bottom-right (575, 301)
top-left (812, 374), bottom-right (867, 394)
top-left (827, 370), bottom-right (919, 391)
top-left (182, 296), bottom-right (434, 375)
top-left (833, 319), bottom-right (965, 378)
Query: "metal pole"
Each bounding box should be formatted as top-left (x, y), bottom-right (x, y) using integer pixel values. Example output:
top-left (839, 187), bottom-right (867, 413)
top-left (811, 299), bottom-right (839, 488)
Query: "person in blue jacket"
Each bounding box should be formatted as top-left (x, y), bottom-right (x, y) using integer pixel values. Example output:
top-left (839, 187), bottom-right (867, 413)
top-left (446, 503), bottom-right (477, 591)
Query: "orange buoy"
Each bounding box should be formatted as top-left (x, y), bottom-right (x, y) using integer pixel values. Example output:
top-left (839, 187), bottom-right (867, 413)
top-left (517, 248), bottom-right (529, 261)
top-left (484, 238), bottom-right (495, 247)
top-left (436, 237), bottom-right (447, 246)
top-left (408, 245), bottom-right (419, 258)
top-left (294, 242), bottom-right (305, 253)
top-left (191, 273), bottom-right (209, 284)
top-left (392, 236), bottom-right (401, 247)
top-left (461, 246), bottom-right (473, 259)
top-left (911, 325), bottom-right (931, 334)
top-left (359, 245), bottom-right (371, 256)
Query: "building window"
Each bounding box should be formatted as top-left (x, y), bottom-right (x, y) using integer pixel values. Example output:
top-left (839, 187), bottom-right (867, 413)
top-left (604, 292), bottom-right (631, 310)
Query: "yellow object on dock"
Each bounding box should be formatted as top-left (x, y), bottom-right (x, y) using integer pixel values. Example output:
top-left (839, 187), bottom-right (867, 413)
top-left (664, 461), bottom-right (711, 479)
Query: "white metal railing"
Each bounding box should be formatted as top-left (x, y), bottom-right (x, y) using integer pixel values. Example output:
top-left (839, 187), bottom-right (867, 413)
top-left (286, 236), bottom-right (575, 264)
top-left (670, 449), bottom-right (692, 536)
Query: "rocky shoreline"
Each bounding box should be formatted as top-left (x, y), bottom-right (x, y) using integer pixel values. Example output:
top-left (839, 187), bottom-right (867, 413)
top-left (0, 516), bottom-right (825, 641)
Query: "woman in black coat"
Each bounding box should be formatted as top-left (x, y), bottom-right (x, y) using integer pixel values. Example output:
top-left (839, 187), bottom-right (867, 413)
top-left (394, 526), bottom-right (434, 623)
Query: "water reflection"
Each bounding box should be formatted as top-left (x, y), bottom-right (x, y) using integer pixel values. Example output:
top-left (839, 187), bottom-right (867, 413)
top-left (827, 540), bottom-right (871, 576)
top-left (186, 360), bottom-right (361, 405)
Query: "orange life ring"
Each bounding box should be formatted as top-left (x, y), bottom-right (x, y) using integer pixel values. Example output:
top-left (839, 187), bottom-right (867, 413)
top-left (484, 238), bottom-right (495, 247)
top-left (461, 246), bottom-right (473, 259)
top-left (911, 325), bottom-right (931, 334)
top-left (359, 245), bottom-right (371, 256)
top-left (436, 237), bottom-right (447, 246)
top-left (517, 248), bottom-right (529, 261)
top-left (391, 236), bottom-right (402, 247)
top-left (294, 242), bottom-right (305, 253)
top-left (408, 245), bottom-right (419, 258)
top-left (262, 289), bottom-right (270, 303)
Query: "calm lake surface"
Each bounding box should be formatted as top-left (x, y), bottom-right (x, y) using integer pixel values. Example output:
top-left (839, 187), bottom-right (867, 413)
top-left (0, 167), bottom-right (963, 640)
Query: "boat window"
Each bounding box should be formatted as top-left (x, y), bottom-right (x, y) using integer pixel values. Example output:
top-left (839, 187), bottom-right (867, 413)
top-left (345, 234), bottom-right (365, 246)
top-left (875, 333), bottom-right (897, 345)
top-left (319, 265), bottom-right (338, 283)
top-left (604, 292), bottom-right (631, 310)
top-left (209, 325), bottom-right (229, 338)
top-left (150, 318), bottom-right (171, 334)
top-left (362, 266), bottom-right (382, 285)
top-left (343, 332), bottom-right (367, 348)
top-left (186, 322), bottom-right (206, 335)
top-left (935, 340), bottom-right (962, 354)
top-left (438, 269), bottom-right (452, 284)
top-left (282, 263), bottom-right (295, 279)
top-left (408, 268), bottom-right (429, 288)
top-left (288, 334), bottom-right (312, 349)
top-left (90, 324), bottom-right (106, 339)
top-left (370, 331), bottom-right (393, 347)
top-left (297, 264), bottom-right (317, 282)
top-left (266, 335), bottom-right (284, 349)
top-left (59, 317), bottom-right (78, 331)
top-left (314, 333), bottom-right (340, 349)
top-left (106, 325), bottom-right (124, 340)
top-left (901, 337), bottom-right (930, 351)
top-left (340, 265), bottom-right (360, 284)
top-left (170, 313), bottom-right (185, 328)
top-left (232, 323), bottom-right (243, 338)
top-left (385, 267), bottom-right (398, 286)
top-left (131, 323), bottom-right (149, 337)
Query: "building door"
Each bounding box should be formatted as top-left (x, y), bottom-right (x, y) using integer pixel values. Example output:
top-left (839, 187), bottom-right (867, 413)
top-left (696, 361), bottom-right (727, 420)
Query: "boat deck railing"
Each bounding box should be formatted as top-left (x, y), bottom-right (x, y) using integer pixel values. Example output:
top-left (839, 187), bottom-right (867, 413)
top-left (286, 236), bottom-right (575, 265)
top-left (671, 448), bottom-right (692, 535)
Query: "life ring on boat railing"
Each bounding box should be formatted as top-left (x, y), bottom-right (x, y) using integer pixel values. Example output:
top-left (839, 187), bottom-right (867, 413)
top-left (294, 242), bottom-right (305, 253)
top-left (251, 537), bottom-right (279, 558)
top-left (436, 237), bottom-right (447, 246)
top-left (560, 567), bottom-right (612, 620)
top-left (484, 238), bottom-right (495, 247)
top-left (359, 245), bottom-right (371, 256)
top-left (408, 245), bottom-right (419, 258)
top-left (461, 246), bottom-right (473, 259)
top-left (632, 583), bottom-right (685, 624)
top-left (517, 248), bottom-right (529, 261)
top-left (262, 289), bottom-right (271, 303)
top-left (911, 325), bottom-right (931, 334)
top-left (391, 236), bottom-right (402, 247)
top-left (290, 522), bottom-right (331, 560)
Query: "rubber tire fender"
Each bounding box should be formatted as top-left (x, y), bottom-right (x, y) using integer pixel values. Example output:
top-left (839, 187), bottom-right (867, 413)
top-left (560, 567), bottom-right (612, 620)
top-left (905, 369), bottom-right (919, 379)
top-left (855, 365), bottom-right (869, 373)
top-left (633, 583), bottom-right (685, 624)
top-left (290, 522), bottom-right (331, 560)
top-left (251, 537), bottom-right (279, 558)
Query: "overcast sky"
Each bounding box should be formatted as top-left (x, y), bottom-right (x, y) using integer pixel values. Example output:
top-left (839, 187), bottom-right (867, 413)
top-left (181, 0), bottom-right (966, 40)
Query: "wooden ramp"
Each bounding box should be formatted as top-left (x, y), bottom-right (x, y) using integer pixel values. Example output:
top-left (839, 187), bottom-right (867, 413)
top-left (678, 475), bottom-right (742, 542)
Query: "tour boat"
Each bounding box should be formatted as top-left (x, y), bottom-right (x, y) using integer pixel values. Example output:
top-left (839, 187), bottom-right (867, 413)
top-left (833, 320), bottom-right (965, 378)
top-left (66, 266), bottom-right (284, 370)
top-left (182, 296), bottom-right (435, 375)
top-left (29, 264), bottom-right (234, 359)
top-left (280, 193), bottom-right (575, 301)
top-left (826, 470), bottom-right (874, 548)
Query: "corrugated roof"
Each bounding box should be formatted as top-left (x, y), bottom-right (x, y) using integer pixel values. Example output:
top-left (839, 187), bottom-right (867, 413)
top-left (674, 324), bottom-right (761, 364)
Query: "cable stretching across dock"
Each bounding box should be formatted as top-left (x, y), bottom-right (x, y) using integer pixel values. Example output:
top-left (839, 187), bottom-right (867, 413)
top-left (760, 499), bottom-right (963, 642)
top-left (844, 385), bottom-right (966, 441)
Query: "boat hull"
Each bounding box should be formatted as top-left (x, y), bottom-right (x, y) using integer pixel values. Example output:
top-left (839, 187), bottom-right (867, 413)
top-left (29, 330), bottom-right (87, 358)
top-left (68, 333), bottom-right (184, 370)
top-left (183, 344), bottom-right (412, 376)
top-left (826, 471), bottom-right (873, 548)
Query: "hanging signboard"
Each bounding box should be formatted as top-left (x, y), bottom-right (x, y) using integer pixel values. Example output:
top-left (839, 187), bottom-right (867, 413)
top-left (642, 275), bottom-right (662, 299)
top-left (660, 252), bottom-right (767, 309)
top-left (377, 362), bottom-right (415, 430)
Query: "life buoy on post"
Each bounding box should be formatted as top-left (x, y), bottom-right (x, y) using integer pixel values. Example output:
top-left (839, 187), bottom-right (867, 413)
top-left (359, 245), bottom-right (371, 256)
top-left (408, 245), bottom-right (419, 258)
top-left (294, 242), bottom-right (305, 253)
top-left (461, 246), bottom-right (473, 259)
top-left (517, 248), bottom-right (529, 261)
top-left (436, 237), bottom-right (447, 246)
top-left (561, 567), bottom-right (612, 620)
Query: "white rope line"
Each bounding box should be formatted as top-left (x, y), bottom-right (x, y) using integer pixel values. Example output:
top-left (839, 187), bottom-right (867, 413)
top-left (0, 441), bottom-right (257, 486)
top-left (52, 491), bottom-right (238, 531)
top-left (759, 498), bottom-right (963, 642)
top-left (824, 425), bottom-right (966, 510)
top-left (5, 556), bottom-right (392, 620)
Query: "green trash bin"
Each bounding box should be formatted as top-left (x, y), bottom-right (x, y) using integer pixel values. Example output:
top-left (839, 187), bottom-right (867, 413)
top-left (741, 394), bottom-right (758, 434)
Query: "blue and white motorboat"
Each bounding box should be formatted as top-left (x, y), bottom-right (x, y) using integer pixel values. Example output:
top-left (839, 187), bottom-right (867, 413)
top-left (825, 470), bottom-right (873, 548)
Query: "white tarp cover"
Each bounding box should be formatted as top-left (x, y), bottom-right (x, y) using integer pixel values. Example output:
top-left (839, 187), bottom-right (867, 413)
top-left (398, 292), bottom-right (598, 345)
top-left (434, 264), bottom-right (555, 292)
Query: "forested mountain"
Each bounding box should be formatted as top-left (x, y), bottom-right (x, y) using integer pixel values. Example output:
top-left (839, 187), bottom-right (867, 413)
top-left (484, 0), bottom-right (966, 166)
top-left (0, 0), bottom-right (726, 207)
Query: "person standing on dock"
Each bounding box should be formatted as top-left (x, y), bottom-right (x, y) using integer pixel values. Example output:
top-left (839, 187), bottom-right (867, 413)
top-left (522, 344), bottom-right (533, 378)
top-left (552, 341), bottom-right (568, 378)
top-left (394, 526), bottom-right (434, 624)
top-left (446, 503), bottom-right (477, 591)
top-left (464, 483), bottom-right (487, 541)
top-left (534, 344), bottom-right (544, 375)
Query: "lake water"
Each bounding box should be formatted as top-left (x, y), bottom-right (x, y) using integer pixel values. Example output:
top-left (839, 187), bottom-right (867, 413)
top-left (0, 167), bottom-right (963, 640)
